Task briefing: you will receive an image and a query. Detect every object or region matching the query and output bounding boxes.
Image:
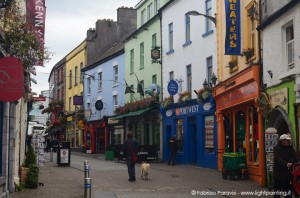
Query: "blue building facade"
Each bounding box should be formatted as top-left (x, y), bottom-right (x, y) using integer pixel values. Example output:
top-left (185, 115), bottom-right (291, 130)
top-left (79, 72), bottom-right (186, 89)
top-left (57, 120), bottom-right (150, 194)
top-left (160, 97), bottom-right (218, 169)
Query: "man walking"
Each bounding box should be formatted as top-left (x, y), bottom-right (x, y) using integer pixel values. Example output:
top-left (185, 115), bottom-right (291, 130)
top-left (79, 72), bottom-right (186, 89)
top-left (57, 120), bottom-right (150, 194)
top-left (123, 132), bottom-right (138, 182)
top-left (168, 135), bottom-right (179, 165)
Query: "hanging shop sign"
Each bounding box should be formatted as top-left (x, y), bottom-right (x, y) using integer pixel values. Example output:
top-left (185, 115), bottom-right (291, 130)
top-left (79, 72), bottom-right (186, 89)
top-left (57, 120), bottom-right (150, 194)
top-left (73, 95), bottom-right (83, 105)
top-left (95, 100), bottom-right (103, 111)
top-left (167, 80), bottom-right (178, 96)
top-left (268, 88), bottom-right (288, 113)
top-left (151, 47), bottom-right (160, 60)
top-left (0, 57), bottom-right (24, 102)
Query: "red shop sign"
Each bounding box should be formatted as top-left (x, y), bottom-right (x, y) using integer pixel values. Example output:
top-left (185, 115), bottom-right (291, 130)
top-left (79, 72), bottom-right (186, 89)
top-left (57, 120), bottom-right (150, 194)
top-left (0, 57), bottom-right (24, 102)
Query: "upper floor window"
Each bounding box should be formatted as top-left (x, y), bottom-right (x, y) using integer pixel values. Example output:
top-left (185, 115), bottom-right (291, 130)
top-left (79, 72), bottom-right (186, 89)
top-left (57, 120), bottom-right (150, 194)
top-left (186, 65), bottom-right (192, 93)
top-left (152, 34), bottom-right (157, 48)
top-left (152, 74), bottom-right (157, 84)
top-left (130, 49), bottom-right (134, 73)
top-left (205, 0), bottom-right (213, 32)
top-left (113, 65), bottom-right (118, 85)
top-left (185, 15), bottom-right (191, 43)
top-left (69, 70), bottom-right (72, 88)
top-left (169, 71), bottom-right (174, 81)
top-left (148, 3), bottom-right (153, 20)
top-left (168, 23), bottom-right (174, 52)
top-left (139, 80), bottom-right (144, 100)
top-left (140, 43), bottom-right (144, 68)
top-left (80, 62), bottom-right (83, 83)
top-left (87, 77), bottom-right (91, 94)
top-left (141, 9), bottom-right (147, 25)
top-left (113, 95), bottom-right (118, 109)
top-left (75, 66), bottom-right (78, 85)
top-left (154, 0), bottom-right (160, 14)
top-left (286, 24), bottom-right (294, 69)
top-left (207, 56), bottom-right (213, 85)
top-left (98, 72), bottom-right (102, 90)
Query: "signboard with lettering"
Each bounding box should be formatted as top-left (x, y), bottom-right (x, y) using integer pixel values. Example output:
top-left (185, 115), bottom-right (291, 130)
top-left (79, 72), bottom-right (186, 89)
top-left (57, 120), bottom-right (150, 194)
top-left (151, 48), bottom-right (160, 60)
top-left (269, 87), bottom-right (288, 113)
top-left (95, 100), bottom-right (103, 111)
top-left (205, 116), bottom-right (214, 149)
top-left (0, 57), bottom-right (24, 102)
top-left (167, 80), bottom-right (178, 96)
top-left (175, 105), bottom-right (199, 116)
top-left (225, 0), bottom-right (241, 55)
top-left (73, 96), bottom-right (83, 105)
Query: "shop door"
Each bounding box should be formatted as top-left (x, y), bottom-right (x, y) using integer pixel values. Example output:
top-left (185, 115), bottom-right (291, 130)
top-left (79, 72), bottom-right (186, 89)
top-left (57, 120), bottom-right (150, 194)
top-left (189, 116), bottom-right (197, 164)
top-left (165, 125), bottom-right (172, 161)
top-left (95, 128), bottom-right (105, 154)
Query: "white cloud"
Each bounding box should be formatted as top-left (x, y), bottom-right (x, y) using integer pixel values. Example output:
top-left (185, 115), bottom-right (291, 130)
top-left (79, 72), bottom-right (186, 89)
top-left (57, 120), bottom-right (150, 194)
top-left (32, 0), bottom-right (140, 95)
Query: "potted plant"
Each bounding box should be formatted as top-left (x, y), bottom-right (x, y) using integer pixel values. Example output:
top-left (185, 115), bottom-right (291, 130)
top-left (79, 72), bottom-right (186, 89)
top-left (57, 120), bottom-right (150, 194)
top-left (196, 88), bottom-right (212, 103)
top-left (178, 91), bottom-right (191, 103)
top-left (242, 48), bottom-right (254, 61)
top-left (161, 96), bottom-right (174, 108)
top-left (105, 145), bottom-right (115, 160)
top-left (227, 60), bottom-right (237, 69)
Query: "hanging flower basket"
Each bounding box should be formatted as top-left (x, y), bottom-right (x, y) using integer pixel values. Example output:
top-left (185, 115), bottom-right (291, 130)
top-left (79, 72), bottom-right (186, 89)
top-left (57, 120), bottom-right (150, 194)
top-left (178, 91), bottom-right (191, 103)
top-left (227, 60), bottom-right (237, 69)
top-left (242, 48), bottom-right (254, 61)
top-left (196, 89), bottom-right (211, 103)
top-left (161, 96), bottom-right (174, 108)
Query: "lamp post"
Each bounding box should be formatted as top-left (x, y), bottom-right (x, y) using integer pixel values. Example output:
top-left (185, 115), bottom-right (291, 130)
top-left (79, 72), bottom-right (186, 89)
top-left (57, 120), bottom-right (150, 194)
top-left (186, 10), bottom-right (216, 26)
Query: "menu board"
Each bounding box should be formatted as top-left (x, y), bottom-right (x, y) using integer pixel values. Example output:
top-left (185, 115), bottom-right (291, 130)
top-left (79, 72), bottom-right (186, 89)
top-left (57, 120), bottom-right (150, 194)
top-left (265, 128), bottom-right (278, 172)
top-left (205, 116), bottom-right (214, 148)
top-left (31, 131), bottom-right (45, 167)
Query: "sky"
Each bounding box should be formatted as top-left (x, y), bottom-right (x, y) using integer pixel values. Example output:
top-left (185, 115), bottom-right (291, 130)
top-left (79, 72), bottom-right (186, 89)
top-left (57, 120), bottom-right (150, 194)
top-left (32, 0), bottom-right (141, 95)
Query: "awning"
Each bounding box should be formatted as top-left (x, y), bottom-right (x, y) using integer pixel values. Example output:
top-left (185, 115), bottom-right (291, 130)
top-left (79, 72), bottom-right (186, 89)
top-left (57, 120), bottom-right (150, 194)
top-left (111, 107), bottom-right (153, 120)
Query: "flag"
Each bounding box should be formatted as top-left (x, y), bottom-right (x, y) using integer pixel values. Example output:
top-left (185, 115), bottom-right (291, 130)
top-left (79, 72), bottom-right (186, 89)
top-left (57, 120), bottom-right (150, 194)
top-left (134, 74), bottom-right (144, 97)
top-left (124, 80), bottom-right (135, 94)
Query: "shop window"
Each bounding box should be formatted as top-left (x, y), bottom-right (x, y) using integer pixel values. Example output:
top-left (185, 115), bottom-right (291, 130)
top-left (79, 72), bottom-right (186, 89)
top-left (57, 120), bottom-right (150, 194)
top-left (248, 106), bottom-right (259, 163)
top-left (176, 119), bottom-right (184, 152)
top-left (205, 115), bottom-right (214, 153)
top-left (236, 111), bottom-right (246, 153)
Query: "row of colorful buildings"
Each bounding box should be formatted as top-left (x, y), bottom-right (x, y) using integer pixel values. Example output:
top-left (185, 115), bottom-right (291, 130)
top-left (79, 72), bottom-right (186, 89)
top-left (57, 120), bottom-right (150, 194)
top-left (45, 0), bottom-right (300, 187)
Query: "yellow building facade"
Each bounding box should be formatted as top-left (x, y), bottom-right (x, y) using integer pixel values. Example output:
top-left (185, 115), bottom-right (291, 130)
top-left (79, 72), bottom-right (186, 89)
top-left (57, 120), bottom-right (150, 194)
top-left (215, 0), bottom-right (265, 185)
top-left (65, 41), bottom-right (87, 148)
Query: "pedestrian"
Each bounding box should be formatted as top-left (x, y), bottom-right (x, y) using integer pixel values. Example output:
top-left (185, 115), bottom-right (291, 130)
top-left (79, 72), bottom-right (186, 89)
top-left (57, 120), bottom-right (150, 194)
top-left (273, 133), bottom-right (298, 198)
top-left (123, 132), bottom-right (138, 182)
top-left (168, 135), bottom-right (179, 165)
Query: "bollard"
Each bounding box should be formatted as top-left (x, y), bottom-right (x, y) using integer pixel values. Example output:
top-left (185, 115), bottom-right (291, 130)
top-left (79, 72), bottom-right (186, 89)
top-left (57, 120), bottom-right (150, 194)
top-left (84, 164), bottom-right (90, 179)
top-left (50, 148), bottom-right (53, 162)
top-left (84, 178), bottom-right (92, 198)
top-left (84, 160), bottom-right (88, 166)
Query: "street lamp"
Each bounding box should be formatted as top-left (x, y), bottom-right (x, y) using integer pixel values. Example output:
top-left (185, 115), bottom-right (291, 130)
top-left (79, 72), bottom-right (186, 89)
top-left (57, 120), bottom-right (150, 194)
top-left (186, 10), bottom-right (216, 26)
top-left (211, 73), bottom-right (218, 86)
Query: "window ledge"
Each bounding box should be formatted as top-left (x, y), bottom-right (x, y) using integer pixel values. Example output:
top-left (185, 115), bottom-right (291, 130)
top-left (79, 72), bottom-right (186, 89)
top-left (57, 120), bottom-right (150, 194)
top-left (166, 49), bottom-right (174, 55)
top-left (202, 30), bottom-right (214, 38)
top-left (139, 66), bottom-right (144, 70)
top-left (278, 68), bottom-right (296, 81)
top-left (112, 84), bottom-right (118, 88)
top-left (182, 41), bottom-right (192, 47)
top-left (129, 72), bottom-right (134, 75)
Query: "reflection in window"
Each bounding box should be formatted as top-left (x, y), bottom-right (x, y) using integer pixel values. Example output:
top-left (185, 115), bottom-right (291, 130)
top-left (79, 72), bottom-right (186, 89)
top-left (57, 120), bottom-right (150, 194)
top-left (236, 111), bottom-right (245, 153)
top-left (177, 119), bottom-right (184, 152)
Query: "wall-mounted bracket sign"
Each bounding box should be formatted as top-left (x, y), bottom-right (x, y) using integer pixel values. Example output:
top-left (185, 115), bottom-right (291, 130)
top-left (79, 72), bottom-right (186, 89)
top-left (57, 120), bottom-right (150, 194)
top-left (167, 80), bottom-right (179, 96)
top-left (95, 100), bottom-right (103, 111)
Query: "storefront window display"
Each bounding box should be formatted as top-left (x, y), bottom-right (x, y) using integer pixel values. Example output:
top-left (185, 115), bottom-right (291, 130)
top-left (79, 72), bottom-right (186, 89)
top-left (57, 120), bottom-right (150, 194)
top-left (177, 119), bottom-right (184, 152)
top-left (86, 131), bottom-right (91, 150)
top-left (205, 115), bottom-right (214, 154)
top-left (236, 111), bottom-right (245, 153)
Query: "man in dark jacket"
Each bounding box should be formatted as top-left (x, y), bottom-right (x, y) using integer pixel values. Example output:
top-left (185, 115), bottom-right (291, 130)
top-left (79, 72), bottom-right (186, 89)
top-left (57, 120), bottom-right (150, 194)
top-left (273, 134), bottom-right (298, 198)
top-left (168, 135), bottom-right (179, 165)
top-left (123, 132), bottom-right (138, 182)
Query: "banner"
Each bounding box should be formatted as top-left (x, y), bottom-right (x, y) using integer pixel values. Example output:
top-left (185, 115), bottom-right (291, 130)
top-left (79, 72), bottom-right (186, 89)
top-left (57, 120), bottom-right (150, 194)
top-left (26, 0), bottom-right (46, 66)
top-left (224, 0), bottom-right (240, 55)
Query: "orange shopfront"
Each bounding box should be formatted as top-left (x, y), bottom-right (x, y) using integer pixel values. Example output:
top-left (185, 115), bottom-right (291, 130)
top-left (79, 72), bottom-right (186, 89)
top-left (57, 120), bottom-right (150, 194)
top-left (213, 65), bottom-right (265, 186)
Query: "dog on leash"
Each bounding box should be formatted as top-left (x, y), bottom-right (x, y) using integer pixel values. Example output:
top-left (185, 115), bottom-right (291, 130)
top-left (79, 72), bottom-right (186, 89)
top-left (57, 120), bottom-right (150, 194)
top-left (141, 161), bottom-right (150, 180)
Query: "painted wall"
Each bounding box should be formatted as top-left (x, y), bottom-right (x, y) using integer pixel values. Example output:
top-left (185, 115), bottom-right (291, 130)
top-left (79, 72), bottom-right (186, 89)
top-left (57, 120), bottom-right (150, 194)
top-left (83, 54), bottom-right (126, 121)
top-left (161, 0), bottom-right (217, 101)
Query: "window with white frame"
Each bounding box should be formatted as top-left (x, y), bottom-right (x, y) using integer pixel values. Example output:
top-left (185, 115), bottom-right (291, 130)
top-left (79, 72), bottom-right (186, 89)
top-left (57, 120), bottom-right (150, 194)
top-left (130, 49), bottom-right (134, 73)
top-left (140, 42), bottom-right (144, 68)
top-left (113, 65), bottom-right (118, 85)
top-left (113, 95), bottom-right (118, 109)
top-left (98, 72), bottom-right (102, 90)
top-left (185, 15), bottom-right (190, 43)
top-left (286, 23), bottom-right (294, 69)
top-left (186, 65), bottom-right (192, 93)
top-left (169, 71), bottom-right (174, 80)
top-left (69, 70), bottom-right (72, 88)
top-left (75, 66), bottom-right (78, 85)
top-left (87, 77), bottom-right (91, 94)
top-left (154, 0), bottom-right (159, 14)
top-left (207, 57), bottom-right (213, 85)
top-left (205, 0), bottom-right (213, 33)
top-left (148, 2), bottom-right (153, 20)
top-left (169, 23), bottom-right (173, 51)
top-left (141, 9), bottom-right (146, 25)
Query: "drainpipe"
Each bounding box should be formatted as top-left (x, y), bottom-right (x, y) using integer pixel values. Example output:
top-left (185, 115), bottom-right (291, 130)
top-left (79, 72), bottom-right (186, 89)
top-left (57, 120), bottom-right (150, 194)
top-left (5, 102), bottom-right (10, 197)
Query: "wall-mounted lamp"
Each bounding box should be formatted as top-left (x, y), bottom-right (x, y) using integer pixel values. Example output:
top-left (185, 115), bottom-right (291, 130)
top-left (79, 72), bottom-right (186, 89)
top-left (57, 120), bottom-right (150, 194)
top-left (203, 79), bottom-right (209, 89)
top-left (186, 10), bottom-right (216, 26)
top-left (267, 70), bottom-right (273, 78)
top-left (82, 73), bottom-right (95, 80)
top-left (211, 73), bottom-right (218, 87)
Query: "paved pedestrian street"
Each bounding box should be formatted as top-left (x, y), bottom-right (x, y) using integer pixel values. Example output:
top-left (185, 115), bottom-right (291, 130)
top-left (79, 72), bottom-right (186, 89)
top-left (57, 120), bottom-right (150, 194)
top-left (10, 152), bottom-right (273, 198)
